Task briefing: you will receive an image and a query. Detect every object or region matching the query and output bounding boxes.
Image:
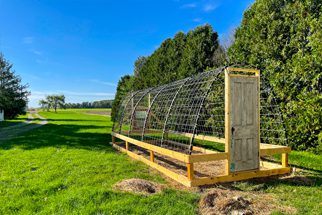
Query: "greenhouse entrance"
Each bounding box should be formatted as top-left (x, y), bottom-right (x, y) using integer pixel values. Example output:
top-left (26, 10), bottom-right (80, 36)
top-left (229, 75), bottom-right (259, 172)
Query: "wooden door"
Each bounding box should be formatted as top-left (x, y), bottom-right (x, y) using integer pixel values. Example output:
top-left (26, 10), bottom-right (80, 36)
top-left (229, 76), bottom-right (259, 172)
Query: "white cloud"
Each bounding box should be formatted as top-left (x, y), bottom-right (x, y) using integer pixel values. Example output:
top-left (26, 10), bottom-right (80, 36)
top-left (181, 3), bottom-right (197, 9)
top-left (22, 37), bottom-right (34, 44)
top-left (203, 3), bottom-right (218, 12)
top-left (193, 18), bottom-right (202, 22)
top-left (89, 79), bottom-right (117, 87)
top-left (30, 49), bottom-right (42, 56)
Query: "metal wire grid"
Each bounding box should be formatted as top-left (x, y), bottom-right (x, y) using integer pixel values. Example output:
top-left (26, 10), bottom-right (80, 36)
top-left (160, 70), bottom-right (221, 152)
top-left (142, 78), bottom-right (189, 146)
top-left (113, 67), bottom-right (288, 153)
top-left (260, 77), bottom-right (287, 145)
top-left (112, 93), bottom-right (133, 132)
top-left (195, 73), bottom-right (225, 138)
top-left (128, 85), bottom-right (164, 140)
top-left (120, 88), bottom-right (151, 136)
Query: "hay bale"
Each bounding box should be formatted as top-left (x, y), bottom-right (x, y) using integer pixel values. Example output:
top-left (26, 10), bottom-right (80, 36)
top-left (114, 178), bottom-right (162, 195)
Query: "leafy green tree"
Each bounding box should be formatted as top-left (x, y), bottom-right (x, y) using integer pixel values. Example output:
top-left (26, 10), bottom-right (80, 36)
top-left (229, 0), bottom-right (322, 152)
top-left (41, 95), bottom-right (65, 112)
top-left (0, 53), bottom-right (29, 119)
top-left (132, 24), bottom-right (223, 91)
top-left (39, 99), bottom-right (49, 111)
top-left (178, 24), bottom-right (219, 78)
top-left (111, 75), bottom-right (133, 121)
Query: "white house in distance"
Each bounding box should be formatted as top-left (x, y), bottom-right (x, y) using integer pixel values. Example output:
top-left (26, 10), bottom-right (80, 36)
top-left (0, 109), bottom-right (4, 121)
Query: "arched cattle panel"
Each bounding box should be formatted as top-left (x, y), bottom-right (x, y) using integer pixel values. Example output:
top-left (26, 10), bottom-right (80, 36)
top-left (142, 78), bottom-right (189, 146)
top-left (140, 85), bottom-right (168, 141)
top-left (128, 87), bottom-right (154, 139)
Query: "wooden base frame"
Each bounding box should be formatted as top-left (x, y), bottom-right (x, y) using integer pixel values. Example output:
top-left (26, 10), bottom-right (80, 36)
top-left (111, 132), bottom-right (291, 187)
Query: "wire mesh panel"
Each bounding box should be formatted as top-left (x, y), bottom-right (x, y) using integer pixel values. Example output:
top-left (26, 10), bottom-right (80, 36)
top-left (161, 68), bottom-right (224, 153)
top-left (113, 93), bottom-right (134, 133)
top-left (112, 66), bottom-right (289, 154)
top-left (120, 89), bottom-right (150, 136)
top-left (127, 86), bottom-right (164, 140)
top-left (142, 78), bottom-right (189, 146)
top-left (260, 77), bottom-right (287, 145)
top-left (195, 71), bottom-right (225, 138)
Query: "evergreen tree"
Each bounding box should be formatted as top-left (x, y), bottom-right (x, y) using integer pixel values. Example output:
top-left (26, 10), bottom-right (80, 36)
top-left (229, 0), bottom-right (322, 152)
top-left (111, 75), bottom-right (133, 121)
top-left (0, 54), bottom-right (29, 119)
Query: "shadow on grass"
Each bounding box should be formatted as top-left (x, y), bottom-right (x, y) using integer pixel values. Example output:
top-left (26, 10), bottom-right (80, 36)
top-left (0, 123), bottom-right (114, 152)
top-left (0, 119), bottom-right (28, 129)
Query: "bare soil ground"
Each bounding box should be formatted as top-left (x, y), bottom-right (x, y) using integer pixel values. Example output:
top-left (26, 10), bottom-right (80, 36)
top-left (114, 178), bottom-right (163, 195)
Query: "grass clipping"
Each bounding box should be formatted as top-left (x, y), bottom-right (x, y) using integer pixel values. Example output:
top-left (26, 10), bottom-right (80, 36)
top-left (199, 188), bottom-right (296, 215)
top-left (114, 178), bottom-right (162, 195)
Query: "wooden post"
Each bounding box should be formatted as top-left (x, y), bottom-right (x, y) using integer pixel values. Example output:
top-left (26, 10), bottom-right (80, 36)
top-left (282, 153), bottom-right (288, 167)
top-left (112, 136), bottom-right (116, 144)
top-left (187, 163), bottom-right (194, 180)
top-left (150, 151), bottom-right (154, 162)
top-left (224, 69), bottom-right (231, 175)
top-left (125, 141), bottom-right (129, 151)
top-left (148, 93), bottom-right (151, 108)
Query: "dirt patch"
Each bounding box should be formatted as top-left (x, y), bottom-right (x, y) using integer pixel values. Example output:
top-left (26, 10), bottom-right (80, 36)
top-left (114, 178), bottom-right (162, 195)
top-left (199, 188), bottom-right (296, 215)
top-left (280, 175), bottom-right (315, 186)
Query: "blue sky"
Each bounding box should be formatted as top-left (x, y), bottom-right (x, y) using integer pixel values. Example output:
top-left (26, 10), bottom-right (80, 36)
top-left (0, 0), bottom-right (254, 107)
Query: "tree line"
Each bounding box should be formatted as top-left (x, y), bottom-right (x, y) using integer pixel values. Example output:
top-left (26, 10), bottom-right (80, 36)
top-left (65, 100), bottom-right (113, 109)
top-left (39, 95), bottom-right (113, 111)
top-left (0, 54), bottom-right (29, 119)
top-left (112, 0), bottom-right (322, 153)
top-left (112, 24), bottom-right (227, 121)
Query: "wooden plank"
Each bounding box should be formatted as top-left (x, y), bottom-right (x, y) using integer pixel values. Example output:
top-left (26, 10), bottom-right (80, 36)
top-left (183, 133), bottom-right (225, 144)
top-left (112, 132), bottom-right (190, 163)
top-left (187, 163), bottom-right (194, 180)
top-left (188, 152), bottom-right (228, 163)
top-left (192, 146), bottom-right (219, 154)
top-left (228, 74), bottom-right (258, 78)
top-left (260, 144), bottom-right (291, 156)
top-left (111, 142), bottom-right (192, 187)
top-left (224, 69), bottom-right (231, 175)
top-left (226, 67), bottom-right (260, 76)
top-left (282, 153), bottom-right (288, 167)
top-left (260, 160), bottom-right (282, 169)
top-left (191, 167), bottom-right (291, 186)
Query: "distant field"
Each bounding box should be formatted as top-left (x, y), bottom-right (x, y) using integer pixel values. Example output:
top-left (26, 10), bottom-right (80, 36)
top-left (61, 108), bottom-right (111, 112)
top-left (0, 109), bottom-right (320, 214)
top-left (37, 108), bottom-right (111, 116)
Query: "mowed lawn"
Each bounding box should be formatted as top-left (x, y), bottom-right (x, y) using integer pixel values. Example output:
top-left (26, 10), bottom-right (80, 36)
top-left (0, 109), bottom-right (321, 214)
top-left (0, 110), bottom-right (197, 214)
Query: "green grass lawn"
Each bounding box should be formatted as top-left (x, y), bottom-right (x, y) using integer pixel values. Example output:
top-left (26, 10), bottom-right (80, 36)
top-left (0, 109), bottom-right (321, 214)
top-left (42, 108), bottom-right (111, 112)
top-left (0, 110), bottom-right (197, 214)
